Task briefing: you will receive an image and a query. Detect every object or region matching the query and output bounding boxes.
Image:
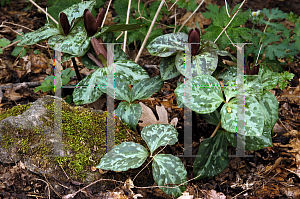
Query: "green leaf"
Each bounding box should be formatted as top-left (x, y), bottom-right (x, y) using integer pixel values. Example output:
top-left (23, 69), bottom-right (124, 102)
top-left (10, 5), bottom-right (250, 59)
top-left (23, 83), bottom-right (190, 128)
top-left (18, 23), bottom-right (60, 46)
top-left (225, 127), bottom-right (272, 151)
top-left (259, 90), bottom-right (279, 129)
top-left (113, 60), bottom-right (149, 85)
top-left (160, 56), bottom-right (181, 81)
top-left (199, 108), bottom-right (221, 126)
top-left (217, 65), bottom-right (237, 85)
top-left (202, 4), bottom-right (219, 19)
top-left (221, 97), bottom-right (264, 136)
top-left (115, 102), bottom-right (142, 131)
top-left (278, 71), bottom-right (295, 90)
top-left (11, 46), bottom-right (26, 58)
top-left (261, 8), bottom-right (287, 20)
top-left (152, 154), bottom-right (187, 198)
top-left (34, 79), bottom-right (54, 92)
top-left (259, 65), bottom-right (279, 90)
top-left (59, 0), bottom-right (96, 27)
top-left (96, 142), bottom-right (149, 171)
top-left (33, 50), bottom-right (41, 54)
top-left (61, 68), bottom-right (76, 78)
top-left (265, 43), bottom-right (287, 60)
top-left (73, 67), bottom-right (107, 105)
top-left (175, 75), bottom-right (224, 114)
top-left (193, 130), bottom-right (228, 179)
top-left (106, 76), bottom-right (132, 102)
top-left (48, 26), bottom-right (87, 56)
top-left (47, 0), bottom-right (82, 23)
top-left (0, 38), bottom-right (10, 47)
top-left (294, 23), bottom-right (300, 36)
top-left (175, 39), bottom-right (218, 78)
top-left (131, 76), bottom-right (163, 102)
top-left (147, 32), bottom-right (188, 57)
top-left (141, 124), bottom-right (178, 155)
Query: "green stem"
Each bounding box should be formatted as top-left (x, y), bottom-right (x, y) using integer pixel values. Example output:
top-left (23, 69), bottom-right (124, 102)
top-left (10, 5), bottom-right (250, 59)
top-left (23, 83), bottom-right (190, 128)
top-left (210, 120), bottom-right (221, 138)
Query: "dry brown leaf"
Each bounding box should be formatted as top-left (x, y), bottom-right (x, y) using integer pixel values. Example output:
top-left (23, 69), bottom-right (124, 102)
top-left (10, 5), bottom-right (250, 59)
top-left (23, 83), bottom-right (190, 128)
top-left (4, 87), bottom-right (23, 101)
top-left (280, 138), bottom-right (300, 174)
top-left (202, 190), bottom-right (226, 199)
top-left (138, 102), bottom-right (178, 128)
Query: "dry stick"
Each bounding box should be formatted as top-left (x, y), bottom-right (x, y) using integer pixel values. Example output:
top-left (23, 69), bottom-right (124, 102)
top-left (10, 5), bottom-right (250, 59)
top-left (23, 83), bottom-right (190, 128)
top-left (28, 0), bottom-right (58, 24)
top-left (178, 0), bottom-right (205, 32)
top-left (210, 120), bottom-right (221, 138)
top-left (2, 40), bottom-right (20, 50)
top-left (135, 0), bottom-right (165, 63)
top-left (0, 23), bottom-right (24, 36)
top-left (168, 0), bottom-right (179, 11)
top-left (123, 0), bottom-right (132, 53)
top-left (173, 6), bottom-right (177, 33)
top-left (214, 0), bottom-right (246, 43)
top-left (0, 82), bottom-right (42, 90)
top-left (101, 0), bottom-right (113, 28)
top-left (3, 21), bottom-right (34, 32)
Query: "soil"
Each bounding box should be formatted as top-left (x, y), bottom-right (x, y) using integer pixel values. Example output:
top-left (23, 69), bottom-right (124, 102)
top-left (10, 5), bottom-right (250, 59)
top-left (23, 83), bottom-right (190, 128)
top-left (0, 0), bottom-right (300, 198)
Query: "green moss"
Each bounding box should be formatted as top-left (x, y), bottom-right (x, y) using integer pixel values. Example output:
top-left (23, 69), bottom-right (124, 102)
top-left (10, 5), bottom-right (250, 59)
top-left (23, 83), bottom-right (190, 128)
top-left (0, 104), bottom-right (32, 121)
top-left (0, 98), bottom-right (145, 182)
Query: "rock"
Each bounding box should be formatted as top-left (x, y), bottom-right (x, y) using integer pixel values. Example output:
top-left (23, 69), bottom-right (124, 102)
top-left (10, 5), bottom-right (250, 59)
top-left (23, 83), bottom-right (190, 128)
top-left (0, 95), bottom-right (150, 188)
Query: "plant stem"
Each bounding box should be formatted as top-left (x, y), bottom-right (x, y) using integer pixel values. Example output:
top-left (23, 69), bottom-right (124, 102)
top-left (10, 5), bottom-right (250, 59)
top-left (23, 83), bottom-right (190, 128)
top-left (255, 20), bottom-right (269, 65)
top-left (210, 120), bottom-right (221, 138)
top-left (123, 0), bottom-right (132, 53)
top-left (71, 57), bottom-right (82, 82)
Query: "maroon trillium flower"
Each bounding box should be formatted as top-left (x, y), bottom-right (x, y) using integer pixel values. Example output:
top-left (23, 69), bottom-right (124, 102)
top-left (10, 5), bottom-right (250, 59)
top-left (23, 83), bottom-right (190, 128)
top-left (87, 37), bottom-right (107, 68)
top-left (245, 61), bottom-right (260, 75)
top-left (84, 8), bottom-right (105, 36)
top-left (188, 28), bottom-right (201, 56)
top-left (59, 12), bottom-right (73, 36)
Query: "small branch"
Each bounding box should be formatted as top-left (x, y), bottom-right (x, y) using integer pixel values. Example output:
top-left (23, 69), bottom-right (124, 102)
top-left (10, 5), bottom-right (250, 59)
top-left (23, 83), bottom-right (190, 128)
top-left (123, 0), bottom-right (132, 53)
top-left (294, 54), bottom-right (300, 61)
top-left (28, 0), bottom-right (58, 24)
top-left (71, 57), bottom-right (82, 82)
top-left (0, 81), bottom-right (42, 91)
top-left (214, 0), bottom-right (246, 43)
top-left (135, 0), bottom-right (165, 63)
top-left (2, 40), bottom-right (20, 50)
top-left (178, 0), bottom-right (205, 32)
top-left (168, 0), bottom-right (179, 11)
top-left (210, 120), bottom-right (221, 138)
top-left (3, 21), bottom-right (34, 32)
top-left (101, 0), bottom-right (113, 28)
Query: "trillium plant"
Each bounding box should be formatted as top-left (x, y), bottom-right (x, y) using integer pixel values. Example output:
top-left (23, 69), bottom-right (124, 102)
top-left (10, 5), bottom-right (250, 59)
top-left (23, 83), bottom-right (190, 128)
top-left (17, 1), bottom-right (296, 198)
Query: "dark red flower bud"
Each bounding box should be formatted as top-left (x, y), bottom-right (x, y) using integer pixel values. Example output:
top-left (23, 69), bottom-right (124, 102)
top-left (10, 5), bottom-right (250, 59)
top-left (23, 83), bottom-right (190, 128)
top-left (91, 37), bottom-right (107, 59)
top-left (84, 8), bottom-right (105, 36)
top-left (245, 61), bottom-right (260, 75)
top-left (188, 28), bottom-right (201, 56)
top-left (60, 12), bottom-right (71, 36)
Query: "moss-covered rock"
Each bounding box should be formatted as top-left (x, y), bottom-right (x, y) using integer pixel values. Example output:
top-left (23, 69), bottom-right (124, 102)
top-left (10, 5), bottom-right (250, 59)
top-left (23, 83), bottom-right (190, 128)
top-left (0, 95), bottom-right (150, 186)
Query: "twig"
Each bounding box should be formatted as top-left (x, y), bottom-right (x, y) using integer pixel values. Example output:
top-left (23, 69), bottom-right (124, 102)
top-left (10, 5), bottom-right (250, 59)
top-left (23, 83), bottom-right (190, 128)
top-left (2, 40), bottom-right (20, 50)
top-left (3, 21), bottom-right (34, 32)
top-left (116, 31), bottom-right (124, 41)
top-left (278, 119), bottom-right (289, 132)
top-left (168, 0), bottom-right (179, 11)
top-left (210, 120), bottom-right (221, 138)
top-left (28, 0), bottom-right (58, 24)
top-left (214, 0), bottom-right (246, 43)
top-left (135, 0), bottom-right (165, 63)
top-left (255, 43), bottom-right (263, 65)
top-left (294, 54), bottom-right (300, 61)
top-left (173, 6), bottom-right (177, 33)
top-left (178, 0), bottom-right (205, 32)
top-left (0, 23), bottom-right (24, 36)
top-left (0, 81), bottom-right (43, 91)
top-left (123, 0), bottom-right (132, 53)
top-left (101, 0), bottom-right (113, 28)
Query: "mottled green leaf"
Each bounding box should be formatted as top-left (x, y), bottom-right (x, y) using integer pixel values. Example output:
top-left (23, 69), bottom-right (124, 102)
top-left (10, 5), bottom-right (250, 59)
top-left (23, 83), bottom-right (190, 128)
top-left (48, 26), bottom-right (87, 56)
top-left (221, 97), bottom-right (264, 136)
top-left (115, 102), bottom-right (142, 131)
top-left (175, 40), bottom-right (219, 78)
top-left (152, 154), bottom-right (187, 198)
top-left (113, 60), bottom-right (149, 85)
top-left (175, 75), bottom-right (224, 114)
top-left (217, 65), bottom-right (237, 85)
top-left (73, 67), bottom-right (107, 105)
top-left (105, 76), bottom-right (132, 102)
top-left (141, 124), bottom-right (178, 155)
top-left (226, 126), bottom-right (273, 151)
top-left (259, 90), bottom-right (279, 129)
top-left (147, 32), bottom-right (188, 57)
top-left (193, 130), bottom-right (229, 179)
top-left (160, 56), bottom-right (181, 81)
top-left (259, 65), bottom-right (279, 90)
top-left (97, 142), bottom-right (149, 171)
top-left (18, 23), bottom-right (60, 46)
top-left (59, 0), bottom-right (96, 27)
top-left (131, 76), bottom-right (163, 102)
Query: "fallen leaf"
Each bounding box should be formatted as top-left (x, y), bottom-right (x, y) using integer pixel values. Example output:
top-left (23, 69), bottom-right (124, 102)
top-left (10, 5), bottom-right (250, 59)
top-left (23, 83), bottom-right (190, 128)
top-left (139, 102), bottom-right (171, 127)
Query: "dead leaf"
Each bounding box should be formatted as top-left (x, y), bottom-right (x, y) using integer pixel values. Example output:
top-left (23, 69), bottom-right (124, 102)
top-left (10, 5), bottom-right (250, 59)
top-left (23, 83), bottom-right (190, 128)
top-left (4, 87), bottom-right (23, 101)
top-left (202, 190), bottom-right (226, 199)
top-left (138, 102), bottom-right (168, 127)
